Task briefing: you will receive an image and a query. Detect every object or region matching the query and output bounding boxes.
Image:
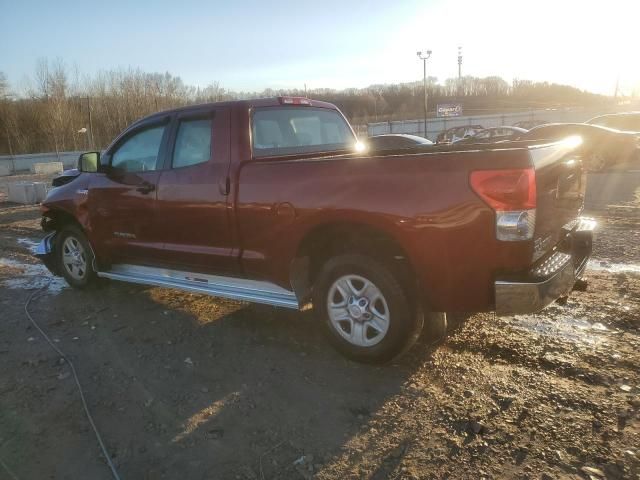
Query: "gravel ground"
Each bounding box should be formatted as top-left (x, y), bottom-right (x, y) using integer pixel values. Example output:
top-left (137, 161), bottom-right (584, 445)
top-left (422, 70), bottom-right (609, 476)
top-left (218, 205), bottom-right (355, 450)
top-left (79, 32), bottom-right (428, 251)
top-left (0, 176), bottom-right (638, 480)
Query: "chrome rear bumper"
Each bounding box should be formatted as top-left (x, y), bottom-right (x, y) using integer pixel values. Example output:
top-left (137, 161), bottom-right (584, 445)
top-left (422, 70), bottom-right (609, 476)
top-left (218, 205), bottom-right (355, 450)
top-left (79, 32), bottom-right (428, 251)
top-left (495, 217), bottom-right (595, 315)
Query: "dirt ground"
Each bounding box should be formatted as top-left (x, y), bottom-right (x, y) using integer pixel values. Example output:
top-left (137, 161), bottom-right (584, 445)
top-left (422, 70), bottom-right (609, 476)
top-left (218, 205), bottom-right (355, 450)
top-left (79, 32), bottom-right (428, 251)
top-left (0, 175), bottom-right (639, 480)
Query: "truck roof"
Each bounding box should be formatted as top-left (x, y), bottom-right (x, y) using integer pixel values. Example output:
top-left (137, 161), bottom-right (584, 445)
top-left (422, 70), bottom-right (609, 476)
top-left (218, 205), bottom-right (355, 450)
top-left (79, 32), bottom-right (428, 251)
top-left (133, 97), bottom-right (339, 126)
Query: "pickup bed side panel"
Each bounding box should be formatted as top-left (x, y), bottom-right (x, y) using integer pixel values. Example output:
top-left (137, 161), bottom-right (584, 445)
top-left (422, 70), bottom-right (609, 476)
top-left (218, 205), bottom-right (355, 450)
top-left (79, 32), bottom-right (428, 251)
top-left (235, 149), bottom-right (534, 312)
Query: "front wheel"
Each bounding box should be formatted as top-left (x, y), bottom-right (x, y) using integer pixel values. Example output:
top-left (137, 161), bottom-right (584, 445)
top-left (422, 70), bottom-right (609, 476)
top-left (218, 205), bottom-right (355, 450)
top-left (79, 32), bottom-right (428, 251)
top-left (55, 225), bottom-right (97, 289)
top-left (313, 254), bottom-right (422, 363)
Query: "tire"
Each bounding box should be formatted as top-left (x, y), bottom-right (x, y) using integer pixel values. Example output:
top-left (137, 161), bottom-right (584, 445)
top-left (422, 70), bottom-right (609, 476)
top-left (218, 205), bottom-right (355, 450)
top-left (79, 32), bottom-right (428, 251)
top-left (55, 225), bottom-right (97, 289)
top-left (313, 254), bottom-right (422, 364)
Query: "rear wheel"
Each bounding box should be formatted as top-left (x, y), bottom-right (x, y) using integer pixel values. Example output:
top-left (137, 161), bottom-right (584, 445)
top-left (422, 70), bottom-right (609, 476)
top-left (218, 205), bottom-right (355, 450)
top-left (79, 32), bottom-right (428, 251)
top-left (55, 226), bottom-right (97, 289)
top-left (313, 254), bottom-right (422, 363)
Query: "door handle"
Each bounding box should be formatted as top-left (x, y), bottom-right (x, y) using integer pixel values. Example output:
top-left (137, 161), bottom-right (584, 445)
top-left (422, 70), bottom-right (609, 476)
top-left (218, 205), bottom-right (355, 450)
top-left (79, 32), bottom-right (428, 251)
top-left (136, 182), bottom-right (156, 194)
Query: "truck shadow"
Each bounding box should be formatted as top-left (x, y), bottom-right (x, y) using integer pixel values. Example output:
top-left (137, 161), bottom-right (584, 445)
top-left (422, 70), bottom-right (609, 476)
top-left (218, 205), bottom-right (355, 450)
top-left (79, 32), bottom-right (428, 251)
top-left (0, 207), bottom-right (463, 479)
top-left (23, 280), bottom-right (453, 479)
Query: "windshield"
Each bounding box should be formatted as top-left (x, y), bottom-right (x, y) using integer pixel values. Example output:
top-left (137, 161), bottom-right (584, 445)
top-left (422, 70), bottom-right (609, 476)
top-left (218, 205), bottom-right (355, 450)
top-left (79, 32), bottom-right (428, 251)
top-left (252, 107), bottom-right (355, 157)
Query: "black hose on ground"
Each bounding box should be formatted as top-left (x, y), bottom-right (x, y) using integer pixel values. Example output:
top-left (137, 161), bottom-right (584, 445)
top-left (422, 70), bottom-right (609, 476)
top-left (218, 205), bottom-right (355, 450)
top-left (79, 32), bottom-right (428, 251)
top-left (23, 281), bottom-right (122, 480)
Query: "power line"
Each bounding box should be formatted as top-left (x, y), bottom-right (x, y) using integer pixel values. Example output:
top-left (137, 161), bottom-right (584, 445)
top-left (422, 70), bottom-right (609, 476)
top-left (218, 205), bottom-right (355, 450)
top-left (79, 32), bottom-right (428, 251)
top-left (24, 283), bottom-right (122, 480)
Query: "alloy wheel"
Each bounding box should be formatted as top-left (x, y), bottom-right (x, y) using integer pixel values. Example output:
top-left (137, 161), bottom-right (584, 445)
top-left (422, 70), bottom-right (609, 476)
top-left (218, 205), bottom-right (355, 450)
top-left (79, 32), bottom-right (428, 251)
top-left (327, 274), bottom-right (390, 347)
top-left (62, 236), bottom-right (87, 281)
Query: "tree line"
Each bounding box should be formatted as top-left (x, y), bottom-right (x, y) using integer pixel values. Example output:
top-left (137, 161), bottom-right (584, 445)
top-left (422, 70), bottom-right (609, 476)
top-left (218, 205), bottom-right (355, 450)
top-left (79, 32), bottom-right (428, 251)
top-left (0, 58), bottom-right (613, 155)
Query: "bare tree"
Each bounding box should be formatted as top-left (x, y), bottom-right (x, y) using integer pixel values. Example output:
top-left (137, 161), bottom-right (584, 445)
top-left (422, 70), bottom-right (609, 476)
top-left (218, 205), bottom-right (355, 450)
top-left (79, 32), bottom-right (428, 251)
top-left (0, 59), bottom-right (613, 156)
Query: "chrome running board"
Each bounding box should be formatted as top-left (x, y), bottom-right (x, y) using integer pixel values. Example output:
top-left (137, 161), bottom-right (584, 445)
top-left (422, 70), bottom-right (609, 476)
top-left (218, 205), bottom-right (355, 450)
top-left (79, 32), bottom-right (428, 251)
top-left (97, 264), bottom-right (300, 309)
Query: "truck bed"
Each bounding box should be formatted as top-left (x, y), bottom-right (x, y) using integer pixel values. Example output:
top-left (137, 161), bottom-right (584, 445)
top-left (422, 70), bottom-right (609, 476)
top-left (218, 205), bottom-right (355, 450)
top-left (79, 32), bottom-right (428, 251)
top-left (235, 139), bottom-right (584, 312)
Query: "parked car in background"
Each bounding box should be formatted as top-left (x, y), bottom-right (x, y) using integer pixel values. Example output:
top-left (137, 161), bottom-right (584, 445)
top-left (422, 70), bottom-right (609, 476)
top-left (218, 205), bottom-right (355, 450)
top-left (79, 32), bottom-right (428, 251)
top-left (35, 97), bottom-right (594, 363)
top-left (454, 127), bottom-right (528, 144)
top-left (586, 112), bottom-right (640, 133)
top-left (514, 120), bottom-right (548, 130)
top-left (518, 123), bottom-right (640, 170)
top-left (367, 134), bottom-right (433, 151)
top-left (436, 125), bottom-right (484, 144)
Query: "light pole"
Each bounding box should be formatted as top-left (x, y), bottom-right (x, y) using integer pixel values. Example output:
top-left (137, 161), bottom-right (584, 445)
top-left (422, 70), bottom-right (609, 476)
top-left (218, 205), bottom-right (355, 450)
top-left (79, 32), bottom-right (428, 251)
top-left (416, 50), bottom-right (432, 138)
top-left (86, 96), bottom-right (94, 149)
top-left (78, 127), bottom-right (89, 150)
top-left (457, 46), bottom-right (463, 97)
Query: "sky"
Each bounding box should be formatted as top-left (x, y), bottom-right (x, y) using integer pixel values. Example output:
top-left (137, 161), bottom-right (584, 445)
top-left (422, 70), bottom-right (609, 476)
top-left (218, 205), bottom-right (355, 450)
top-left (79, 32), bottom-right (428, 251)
top-left (1, 0), bottom-right (638, 96)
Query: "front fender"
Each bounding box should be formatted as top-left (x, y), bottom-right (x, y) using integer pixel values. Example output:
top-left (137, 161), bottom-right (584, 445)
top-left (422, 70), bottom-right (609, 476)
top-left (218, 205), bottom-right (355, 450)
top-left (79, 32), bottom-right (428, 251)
top-left (41, 173), bottom-right (91, 233)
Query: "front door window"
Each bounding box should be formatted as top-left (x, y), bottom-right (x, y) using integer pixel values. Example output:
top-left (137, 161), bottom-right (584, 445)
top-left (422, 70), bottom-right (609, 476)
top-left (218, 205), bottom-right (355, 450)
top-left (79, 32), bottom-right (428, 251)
top-left (112, 125), bottom-right (166, 172)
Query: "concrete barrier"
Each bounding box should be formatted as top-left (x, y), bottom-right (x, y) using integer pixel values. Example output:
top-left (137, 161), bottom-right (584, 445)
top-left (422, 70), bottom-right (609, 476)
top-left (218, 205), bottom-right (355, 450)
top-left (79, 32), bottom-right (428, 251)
top-left (0, 164), bottom-right (10, 176)
top-left (0, 151), bottom-right (82, 175)
top-left (7, 182), bottom-right (48, 204)
top-left (31, 162), bottom-right (64, 175)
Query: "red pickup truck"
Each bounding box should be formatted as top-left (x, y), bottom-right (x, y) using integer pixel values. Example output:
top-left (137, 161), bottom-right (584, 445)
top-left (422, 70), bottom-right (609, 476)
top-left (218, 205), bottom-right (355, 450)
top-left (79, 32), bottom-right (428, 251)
top-left (36, 97), bottom-right (594, 363)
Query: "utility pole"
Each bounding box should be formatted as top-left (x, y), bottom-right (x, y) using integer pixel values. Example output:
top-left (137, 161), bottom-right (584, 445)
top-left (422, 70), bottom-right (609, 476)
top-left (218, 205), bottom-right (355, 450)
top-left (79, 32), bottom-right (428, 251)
top-left (86, 96), bottom-right (94, 149)
top-left (374, 94), bottom-right (378, 122)
top-left (416, 50), bottom-right (432, 138)
top-left (457, 46), bottom-right (463, 97)
top-left (6, 130), bottom-right (12, 157)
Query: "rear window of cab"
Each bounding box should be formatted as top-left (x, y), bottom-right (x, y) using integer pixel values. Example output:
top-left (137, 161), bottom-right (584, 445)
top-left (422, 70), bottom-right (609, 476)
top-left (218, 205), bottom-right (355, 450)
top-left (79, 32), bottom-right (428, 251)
top-left (251, 107), bottom-right (355, 157)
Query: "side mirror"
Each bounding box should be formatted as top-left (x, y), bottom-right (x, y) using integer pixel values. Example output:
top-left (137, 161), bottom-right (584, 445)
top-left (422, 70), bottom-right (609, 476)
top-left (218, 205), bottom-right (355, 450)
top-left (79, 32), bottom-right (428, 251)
top-left (78, 151), bottom-right (100, 173)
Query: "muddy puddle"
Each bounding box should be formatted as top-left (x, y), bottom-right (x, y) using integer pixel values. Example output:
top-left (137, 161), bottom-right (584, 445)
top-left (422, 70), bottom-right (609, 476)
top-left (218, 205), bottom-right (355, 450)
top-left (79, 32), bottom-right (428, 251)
top-left (588, 259), bottom-right (640, 275)
top-left (509, 313), bottom-right (612, 346)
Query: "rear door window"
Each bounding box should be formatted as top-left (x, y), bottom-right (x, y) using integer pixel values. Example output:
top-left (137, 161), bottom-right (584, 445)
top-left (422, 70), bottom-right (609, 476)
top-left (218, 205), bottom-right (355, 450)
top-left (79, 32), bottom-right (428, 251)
top-left (172, 118), bottom-right (212, 168)
top-left (252, 107), bottom-right (355, 157)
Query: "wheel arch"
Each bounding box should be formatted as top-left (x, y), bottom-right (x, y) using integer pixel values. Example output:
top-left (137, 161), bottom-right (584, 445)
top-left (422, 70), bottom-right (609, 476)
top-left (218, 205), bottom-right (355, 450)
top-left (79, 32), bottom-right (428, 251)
top-left (289, 218), bottom-right (422, 306)
top-left (42, 206), bottom-right (86, 233)
top-left (42, 207), bottom-right (101, 271)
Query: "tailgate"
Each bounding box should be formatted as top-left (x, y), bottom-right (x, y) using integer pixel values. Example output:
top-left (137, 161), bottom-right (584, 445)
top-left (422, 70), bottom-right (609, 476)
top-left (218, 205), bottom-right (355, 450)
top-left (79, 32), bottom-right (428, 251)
top-left (529, 142), bottom-right (585, 261)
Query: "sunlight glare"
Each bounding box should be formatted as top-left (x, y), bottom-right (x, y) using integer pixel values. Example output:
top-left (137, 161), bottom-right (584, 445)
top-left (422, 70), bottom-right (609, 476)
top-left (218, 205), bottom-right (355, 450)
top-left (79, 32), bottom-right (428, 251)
top-left (563, 136), bottom-right (583, 149)
top-left (172, 392), bottom-right (240, 443)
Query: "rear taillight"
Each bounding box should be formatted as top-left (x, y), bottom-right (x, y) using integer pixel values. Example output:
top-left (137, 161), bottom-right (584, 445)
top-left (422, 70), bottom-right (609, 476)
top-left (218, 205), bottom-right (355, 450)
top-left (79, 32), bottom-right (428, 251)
top-left (470, 168), bottom-right (537, 241)
top-left (470, 168), bottom-right (536, 210)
